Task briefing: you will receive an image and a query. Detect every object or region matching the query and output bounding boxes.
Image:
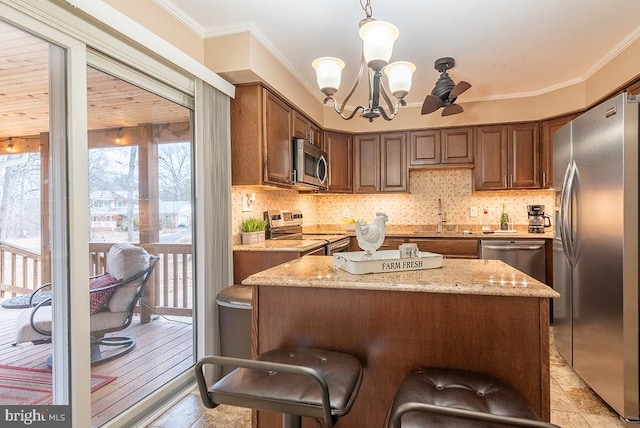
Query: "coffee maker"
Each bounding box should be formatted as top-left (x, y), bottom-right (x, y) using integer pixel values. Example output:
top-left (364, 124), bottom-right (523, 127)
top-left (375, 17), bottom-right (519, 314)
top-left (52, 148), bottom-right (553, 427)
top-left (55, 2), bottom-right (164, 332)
top-left (527, 204), bottom-right (551, 233)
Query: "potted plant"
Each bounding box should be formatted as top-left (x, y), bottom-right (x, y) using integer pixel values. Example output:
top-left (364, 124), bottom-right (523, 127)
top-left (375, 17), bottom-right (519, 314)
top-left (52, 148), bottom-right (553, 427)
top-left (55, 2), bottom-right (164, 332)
top-left (240, 217), bottom-right (268, 245)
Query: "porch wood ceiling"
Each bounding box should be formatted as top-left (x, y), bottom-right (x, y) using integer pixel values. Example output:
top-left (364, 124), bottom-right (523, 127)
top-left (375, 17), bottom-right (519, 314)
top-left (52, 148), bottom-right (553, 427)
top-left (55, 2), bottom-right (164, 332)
top-left (0, 21), bottom-right (190, 141)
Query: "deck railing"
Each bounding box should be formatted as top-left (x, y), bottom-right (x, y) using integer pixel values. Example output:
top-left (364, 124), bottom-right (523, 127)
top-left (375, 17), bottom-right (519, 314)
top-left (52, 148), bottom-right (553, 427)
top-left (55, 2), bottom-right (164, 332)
top-left (0, 243), bottom-right (41, 298)
top-left (90, 242), bottom-right (193, 317)
top-left (0, 242), bottom-right (193, 317)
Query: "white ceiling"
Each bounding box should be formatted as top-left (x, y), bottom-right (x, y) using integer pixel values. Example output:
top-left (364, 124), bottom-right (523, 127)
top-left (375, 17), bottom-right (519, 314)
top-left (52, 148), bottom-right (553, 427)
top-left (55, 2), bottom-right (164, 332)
top-left (155, 0), bottom-right (640, 108)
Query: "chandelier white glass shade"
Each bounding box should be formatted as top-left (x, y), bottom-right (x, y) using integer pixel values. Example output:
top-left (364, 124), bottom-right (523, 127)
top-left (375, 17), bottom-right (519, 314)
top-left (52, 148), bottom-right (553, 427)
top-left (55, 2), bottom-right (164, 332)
top-left (312, 0), bottom-right (415, 122)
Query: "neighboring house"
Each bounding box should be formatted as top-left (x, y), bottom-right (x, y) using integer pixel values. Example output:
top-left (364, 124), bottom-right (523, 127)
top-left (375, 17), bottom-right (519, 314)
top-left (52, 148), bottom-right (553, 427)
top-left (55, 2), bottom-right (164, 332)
top-left (90, 191), bottom-right (138, 231)
top-left (90, 191), bottom-right (190, 231)
top-left (159, 200), bottom-right (191, 228)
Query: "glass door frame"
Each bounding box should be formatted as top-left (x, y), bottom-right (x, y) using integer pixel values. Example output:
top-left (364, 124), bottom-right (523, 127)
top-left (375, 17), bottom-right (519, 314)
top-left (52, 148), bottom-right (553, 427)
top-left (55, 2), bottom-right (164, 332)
top-left (0, 3), bottom-right (92, 425)
top-left (0, 2), bottom-right (203, 427)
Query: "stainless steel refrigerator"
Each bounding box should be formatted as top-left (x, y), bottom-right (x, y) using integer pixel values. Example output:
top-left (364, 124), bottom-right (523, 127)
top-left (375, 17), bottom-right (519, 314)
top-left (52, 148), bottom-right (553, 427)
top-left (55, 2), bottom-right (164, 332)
top-left (553, 92), bottom-right (639, 422)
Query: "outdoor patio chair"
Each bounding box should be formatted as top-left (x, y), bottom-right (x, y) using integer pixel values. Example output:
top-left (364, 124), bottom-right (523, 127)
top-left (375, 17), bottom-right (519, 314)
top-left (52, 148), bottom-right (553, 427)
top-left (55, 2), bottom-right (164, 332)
top-left (12, 243), bottom-right (159, 366)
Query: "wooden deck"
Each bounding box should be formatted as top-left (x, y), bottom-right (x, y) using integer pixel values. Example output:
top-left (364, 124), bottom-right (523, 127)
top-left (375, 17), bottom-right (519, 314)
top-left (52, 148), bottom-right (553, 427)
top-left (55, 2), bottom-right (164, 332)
top-left (0, 306), bottom-right (193, 427)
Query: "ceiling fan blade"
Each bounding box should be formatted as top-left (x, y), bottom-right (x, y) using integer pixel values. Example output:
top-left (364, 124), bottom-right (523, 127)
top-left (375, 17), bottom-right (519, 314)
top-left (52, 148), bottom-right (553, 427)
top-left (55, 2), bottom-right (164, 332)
top-left (421, 95), bottom-right (443, 115)
top-left (449, 81), bottom-right (472, 99)
top-left (442, 103), bottom-right (464, 116)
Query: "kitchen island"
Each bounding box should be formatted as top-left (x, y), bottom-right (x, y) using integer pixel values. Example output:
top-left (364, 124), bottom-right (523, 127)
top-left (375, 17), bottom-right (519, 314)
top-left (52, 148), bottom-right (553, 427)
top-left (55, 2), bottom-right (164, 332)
top-left (242, 256), bottom-right (559, 428)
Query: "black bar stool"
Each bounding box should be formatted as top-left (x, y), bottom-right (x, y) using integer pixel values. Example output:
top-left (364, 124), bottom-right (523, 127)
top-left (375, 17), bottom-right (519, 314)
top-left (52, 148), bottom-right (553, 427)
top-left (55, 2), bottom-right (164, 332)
top-left (195, 347), bottom-right (362, 428)
top-left (386, 368), bottom-right (560, 428)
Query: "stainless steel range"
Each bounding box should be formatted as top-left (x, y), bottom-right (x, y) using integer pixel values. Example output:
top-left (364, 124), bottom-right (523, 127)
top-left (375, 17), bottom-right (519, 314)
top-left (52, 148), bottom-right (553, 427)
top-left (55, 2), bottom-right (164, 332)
top-left (265, 210), bottom-right (350, 255)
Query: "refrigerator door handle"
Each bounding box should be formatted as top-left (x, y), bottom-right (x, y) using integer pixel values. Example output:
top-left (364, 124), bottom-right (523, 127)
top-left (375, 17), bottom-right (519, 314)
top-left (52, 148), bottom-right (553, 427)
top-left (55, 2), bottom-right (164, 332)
top-left (559, 164), bottom-right (571, 263)
top-left (562, 161), bottom-right (578, 265)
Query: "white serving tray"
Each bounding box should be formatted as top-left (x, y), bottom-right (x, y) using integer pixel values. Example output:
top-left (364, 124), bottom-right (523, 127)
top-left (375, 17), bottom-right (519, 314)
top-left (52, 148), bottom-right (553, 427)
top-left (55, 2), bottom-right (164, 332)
top-left (333, 250), bottom-right (443, 275)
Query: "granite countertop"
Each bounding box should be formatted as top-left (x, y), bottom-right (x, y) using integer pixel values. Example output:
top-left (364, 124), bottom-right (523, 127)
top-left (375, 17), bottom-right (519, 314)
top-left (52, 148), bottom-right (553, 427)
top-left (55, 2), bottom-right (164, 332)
top-left (302, 224), bottom-right (554, 240)
top-left (242, 256), bottom-right (559, 299)
top-left (232, 239), bottom-right (326, 252)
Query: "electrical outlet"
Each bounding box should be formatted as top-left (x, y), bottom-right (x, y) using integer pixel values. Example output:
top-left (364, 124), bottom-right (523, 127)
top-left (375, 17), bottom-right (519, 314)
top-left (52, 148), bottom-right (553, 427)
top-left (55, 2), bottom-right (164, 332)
top-left (242, 195), bottom-right (252, 212)
top-left (470, 206), bottom-right (478, 218)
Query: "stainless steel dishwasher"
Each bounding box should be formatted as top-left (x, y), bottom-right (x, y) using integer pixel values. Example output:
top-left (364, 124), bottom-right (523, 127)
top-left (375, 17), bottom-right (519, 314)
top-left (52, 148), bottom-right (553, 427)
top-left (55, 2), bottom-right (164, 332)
top-left (480, 240), bottom-right (546, 283)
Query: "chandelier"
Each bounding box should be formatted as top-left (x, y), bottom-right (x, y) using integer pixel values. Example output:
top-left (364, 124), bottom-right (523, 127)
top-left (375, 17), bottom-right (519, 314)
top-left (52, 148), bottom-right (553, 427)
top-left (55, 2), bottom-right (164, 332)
top-left (312, 0), bottom-right (416, 122)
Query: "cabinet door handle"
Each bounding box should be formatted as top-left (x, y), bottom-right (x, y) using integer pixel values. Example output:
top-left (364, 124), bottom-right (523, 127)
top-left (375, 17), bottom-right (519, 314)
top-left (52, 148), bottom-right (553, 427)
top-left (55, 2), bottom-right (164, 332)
top-left (503, 175), bottom-right (507, 188)
top-left (509, 174), bottom-right (513, 187)
top-left (542, 172), bottom-right (547, 187)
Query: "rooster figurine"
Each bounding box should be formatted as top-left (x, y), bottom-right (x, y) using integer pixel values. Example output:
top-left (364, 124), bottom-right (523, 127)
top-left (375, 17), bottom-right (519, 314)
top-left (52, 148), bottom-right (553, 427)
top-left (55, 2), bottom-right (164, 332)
top-left (355, 213), bottom-right (389, 259)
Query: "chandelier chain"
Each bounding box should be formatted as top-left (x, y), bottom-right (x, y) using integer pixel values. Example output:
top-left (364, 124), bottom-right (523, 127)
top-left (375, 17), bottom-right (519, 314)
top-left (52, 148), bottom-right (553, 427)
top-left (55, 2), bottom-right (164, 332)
top-left (360, 0), bottom-right (372, 19)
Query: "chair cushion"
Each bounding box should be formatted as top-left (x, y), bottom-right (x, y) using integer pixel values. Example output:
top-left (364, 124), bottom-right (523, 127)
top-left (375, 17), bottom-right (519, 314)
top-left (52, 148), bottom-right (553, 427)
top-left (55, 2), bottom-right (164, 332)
top-left (386, 369), bottom-right (541, 428)
top-left (15, 306), bottom-right (51, 343)
top-left (106, 243), bottom-right (149, 281)
top-left (211, 347), bottom-right (362, 419)
top-left (90, 310), bottom-right (129, 333)
top-left (106, 244), bottom-right (150, 312)
top-left (89, 273), bottom-right (119, 314)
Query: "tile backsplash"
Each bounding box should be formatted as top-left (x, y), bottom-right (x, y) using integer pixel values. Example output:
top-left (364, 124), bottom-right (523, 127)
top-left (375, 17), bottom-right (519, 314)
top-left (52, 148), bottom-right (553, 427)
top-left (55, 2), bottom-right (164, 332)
top-left (232, 169), bottom-right (554, 242)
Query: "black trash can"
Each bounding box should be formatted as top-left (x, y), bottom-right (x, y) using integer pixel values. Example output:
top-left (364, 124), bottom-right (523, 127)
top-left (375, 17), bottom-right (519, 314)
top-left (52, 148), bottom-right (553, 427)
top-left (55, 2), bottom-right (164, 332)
top-left (216, 285), bottom-right (252, 376)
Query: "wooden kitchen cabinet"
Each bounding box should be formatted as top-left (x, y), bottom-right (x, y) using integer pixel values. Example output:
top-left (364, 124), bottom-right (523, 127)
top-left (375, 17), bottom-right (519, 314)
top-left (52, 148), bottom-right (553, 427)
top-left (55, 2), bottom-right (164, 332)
top-left (324, 131), bottom-right (352, 193)
top-left (354, 132), bottom-right (407, 193)
top-left (231, 85), bottom-right (293, 188)
top-left (349, 236), bottom-right (405, 252)
top-left (474, 123), bottom-right (540, 190)
top-left (378, 237), bottom-right (406, 251)
top-left (627, 80), bottom-right (640, 95)
top-left (233, 251), bottom-right (299, 284)
top-left (354, 134), bottom-right (380, 193)
top-left (540, 113), bottom-right (580, 188)
top-left (407, 238), bottom-right (480, 259)
top-left (292, 109), bottom-right (322, 146)
top-left (409, 127), bottom-right (473, 168)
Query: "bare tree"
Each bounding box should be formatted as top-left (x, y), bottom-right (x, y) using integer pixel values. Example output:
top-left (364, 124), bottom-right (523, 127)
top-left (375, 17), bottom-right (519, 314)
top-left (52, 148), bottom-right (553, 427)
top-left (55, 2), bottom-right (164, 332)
top-left (0, 154), bottom-right (40, 240)
top-left (158, 143), bottom-right (191, 201)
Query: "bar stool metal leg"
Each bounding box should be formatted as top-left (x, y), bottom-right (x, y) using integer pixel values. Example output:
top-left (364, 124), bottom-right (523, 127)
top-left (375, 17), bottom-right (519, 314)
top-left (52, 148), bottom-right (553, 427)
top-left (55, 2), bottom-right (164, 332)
top-left (283, 414), bottom-right (301, 428)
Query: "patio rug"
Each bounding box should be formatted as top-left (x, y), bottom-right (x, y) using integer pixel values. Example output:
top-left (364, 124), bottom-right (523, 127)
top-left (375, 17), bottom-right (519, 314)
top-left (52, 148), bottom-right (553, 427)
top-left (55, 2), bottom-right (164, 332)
top-left (0, 364), bottom-right (116, 405)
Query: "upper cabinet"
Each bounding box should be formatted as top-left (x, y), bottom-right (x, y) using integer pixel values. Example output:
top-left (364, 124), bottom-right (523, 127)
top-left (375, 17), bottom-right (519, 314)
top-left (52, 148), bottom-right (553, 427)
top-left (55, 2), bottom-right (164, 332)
top-left (409, 127), bottom-right (473, 168)
top-left (324, 131), bottom-right (352, 193)
top-left (540, 113), bottom-right (581, 188)
top-left (292, 110), bottom-right (322, 146)
top-left (231, 85), bottom-right (292, 188)
top-left (474, 123), bottom-right (540, 190)
top-left (627, 81), bottom-right (640, 95)
top-left (354, 132), bottom-right (407, 193)
top-left (353, 134), bottom-right (380, 193)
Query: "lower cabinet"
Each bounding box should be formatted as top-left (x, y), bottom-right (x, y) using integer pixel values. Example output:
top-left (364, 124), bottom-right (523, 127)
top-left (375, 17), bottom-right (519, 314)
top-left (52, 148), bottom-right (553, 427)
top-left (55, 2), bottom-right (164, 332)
top-left (407, 238), bottom-right (480, 259)
top-left (233, 251), bottom-right (298, 284)
top-left (350, 237), bottom-right (480, 259)
top-left (378, 238), bottom-right (406, 251)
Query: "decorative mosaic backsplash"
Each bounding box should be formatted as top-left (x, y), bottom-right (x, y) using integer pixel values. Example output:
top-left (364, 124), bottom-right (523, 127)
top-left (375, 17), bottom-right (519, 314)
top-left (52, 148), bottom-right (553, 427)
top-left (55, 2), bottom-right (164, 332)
top-left (232, 169), bottom-right (555, 242)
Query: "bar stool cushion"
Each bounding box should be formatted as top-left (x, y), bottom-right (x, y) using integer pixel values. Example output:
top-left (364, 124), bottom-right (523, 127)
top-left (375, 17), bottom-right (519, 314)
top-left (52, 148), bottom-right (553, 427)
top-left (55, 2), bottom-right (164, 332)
top-left (210, 347), bottom-right (362, 420)
top-left (387, 368), bottom-right (542, 427)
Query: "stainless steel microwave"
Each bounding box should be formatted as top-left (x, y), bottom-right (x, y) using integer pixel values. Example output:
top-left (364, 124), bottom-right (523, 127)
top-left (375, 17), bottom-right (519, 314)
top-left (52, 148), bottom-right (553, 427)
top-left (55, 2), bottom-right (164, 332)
top-left (292, 138), bottom-right (328, 190)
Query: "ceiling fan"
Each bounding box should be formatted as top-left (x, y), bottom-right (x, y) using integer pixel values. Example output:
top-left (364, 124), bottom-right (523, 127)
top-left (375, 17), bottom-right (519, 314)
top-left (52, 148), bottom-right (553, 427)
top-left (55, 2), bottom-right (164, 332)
top-left (421, 57), bottom-right (471, 116)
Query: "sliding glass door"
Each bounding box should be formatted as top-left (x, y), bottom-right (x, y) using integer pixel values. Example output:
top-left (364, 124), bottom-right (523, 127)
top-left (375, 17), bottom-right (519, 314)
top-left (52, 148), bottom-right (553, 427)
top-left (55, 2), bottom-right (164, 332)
top-left (0, 18), bottom-right (197, 427)
top-left (0, 1), bottom-right (232, 425)
top-left (85, 64), bottom-right (194, 426)
top-left (0, 18), bottom-right (70, 421)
